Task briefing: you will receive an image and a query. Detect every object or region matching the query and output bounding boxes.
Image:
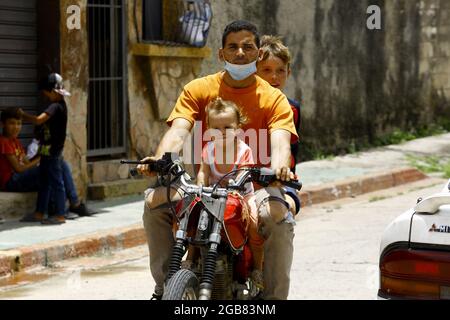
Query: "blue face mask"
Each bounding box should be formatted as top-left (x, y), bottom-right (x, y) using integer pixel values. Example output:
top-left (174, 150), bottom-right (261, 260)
top-left (224, 59), bottom-right (257, 81)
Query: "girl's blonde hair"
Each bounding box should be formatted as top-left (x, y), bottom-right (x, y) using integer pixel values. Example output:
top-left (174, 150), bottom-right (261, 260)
top-left (205, 97), bottom-right (248, 127)
top-left (260, 35), bottom-right (292, 68)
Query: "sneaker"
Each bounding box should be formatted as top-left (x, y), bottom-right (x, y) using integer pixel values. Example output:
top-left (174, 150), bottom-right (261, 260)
top-left (150, 292), bottom-right (162, 300)
top-left (65, 212), bottom-right (79, 220)
top-left (20, 212), bottom-right (44, 223)
top-left (70, 203), bottom-right (96, 217)
top-left (41, 216), bottom-right (66, 225)
top-left (150, 285), bottom-right (164, 300)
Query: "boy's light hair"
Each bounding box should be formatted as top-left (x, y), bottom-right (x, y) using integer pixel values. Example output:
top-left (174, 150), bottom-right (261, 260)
top-left (260, 35), bottom-right (292, 68)
top-left (206, 97), bottom-right (248, 128)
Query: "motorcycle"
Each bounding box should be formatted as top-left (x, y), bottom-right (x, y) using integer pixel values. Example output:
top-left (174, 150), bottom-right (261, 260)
top-left (122, 153), bottom-right (302, 300)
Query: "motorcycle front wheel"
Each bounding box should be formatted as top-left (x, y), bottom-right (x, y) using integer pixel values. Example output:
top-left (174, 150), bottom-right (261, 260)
top-left (162, 269), bottom-right (199, 300)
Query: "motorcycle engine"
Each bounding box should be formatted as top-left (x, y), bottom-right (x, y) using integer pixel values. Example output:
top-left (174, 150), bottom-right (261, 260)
top-left (211, 255), bottom-right (233, 300)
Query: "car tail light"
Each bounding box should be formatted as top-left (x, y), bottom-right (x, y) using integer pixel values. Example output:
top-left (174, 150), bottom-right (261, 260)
top-left (379, 248), bottom-right (450, 300)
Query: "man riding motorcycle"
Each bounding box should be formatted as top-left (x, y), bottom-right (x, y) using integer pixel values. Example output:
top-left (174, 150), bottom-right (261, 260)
top-left (138, 20), bottom-right (300, 300)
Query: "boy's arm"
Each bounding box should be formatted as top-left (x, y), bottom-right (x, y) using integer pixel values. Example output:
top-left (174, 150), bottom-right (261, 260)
top-left (5, 154), bottom-right (39, 173)
top-left (196, 161), bottom-right (210, 187)
top-left (19, 109), bottom-right (50, 126)
top-left (23, 155), bottom-right (40, 165)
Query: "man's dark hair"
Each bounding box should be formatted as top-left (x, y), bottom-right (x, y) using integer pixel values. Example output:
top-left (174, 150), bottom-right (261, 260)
top-left (222, 20), bottom-right (260, 48)
top-left (0, 108), bottom-right (22, 123)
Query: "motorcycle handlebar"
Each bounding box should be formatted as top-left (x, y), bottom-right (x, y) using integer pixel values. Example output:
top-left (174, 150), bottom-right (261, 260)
top-left (122, 152), bottom-right (303, 191)
top-left (120, 159), bottom-right (162, 174)
top-left (254, 167), bottom-right (302, 190)
top-left (120, 161), bottom-right (146, 177)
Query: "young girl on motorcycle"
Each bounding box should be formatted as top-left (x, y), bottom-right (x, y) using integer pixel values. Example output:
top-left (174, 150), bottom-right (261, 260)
top-left (196, 97), bottom-right (265, 290)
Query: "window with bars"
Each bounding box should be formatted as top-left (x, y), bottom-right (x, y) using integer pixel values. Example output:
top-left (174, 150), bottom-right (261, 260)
top-left (143, 0), bottom-right (212, 47)
top-left (87, 0), bottom-right (127, 157)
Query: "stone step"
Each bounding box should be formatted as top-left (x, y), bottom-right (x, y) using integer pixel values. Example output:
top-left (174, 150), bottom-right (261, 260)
top-left (0, 192), bottom-right (37, 221)
top-left (87, 159), bottom-right (132, 184)
top-left (88, 178), bottom-right (150, 200)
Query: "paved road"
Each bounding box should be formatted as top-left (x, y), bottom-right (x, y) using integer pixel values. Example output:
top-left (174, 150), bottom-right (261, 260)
top-left (0, 178), bottom-right (446, 300)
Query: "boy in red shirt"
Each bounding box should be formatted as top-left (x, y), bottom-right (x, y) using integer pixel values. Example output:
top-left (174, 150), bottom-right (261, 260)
top-left (0, 108), bottom-right (92, 223)
top-left (0, 109), bottom-right (41, 192)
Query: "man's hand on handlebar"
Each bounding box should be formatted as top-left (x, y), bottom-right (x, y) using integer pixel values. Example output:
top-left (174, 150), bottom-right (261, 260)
top-left (271, 166), bottom-right (295, 187)
top-left (137, 156), bottom-right (158, 177)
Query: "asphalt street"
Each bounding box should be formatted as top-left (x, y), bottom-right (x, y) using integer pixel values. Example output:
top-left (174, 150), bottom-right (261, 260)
top-left (0, 178), bottom-right (446, 300)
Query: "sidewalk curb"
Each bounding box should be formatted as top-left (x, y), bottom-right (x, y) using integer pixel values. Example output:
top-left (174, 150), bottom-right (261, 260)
top-left (0, 167), bottom-right (427, 277)
top-left (298, 167), bottom-right (428, 207)
top-left (0, 223), bottom-right (146, 277)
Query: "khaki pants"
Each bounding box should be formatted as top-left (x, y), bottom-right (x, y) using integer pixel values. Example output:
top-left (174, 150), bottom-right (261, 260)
top-left (142, 186), bottom-right (295, 299)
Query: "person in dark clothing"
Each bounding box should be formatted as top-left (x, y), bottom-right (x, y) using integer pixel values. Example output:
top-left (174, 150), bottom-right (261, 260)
top-left (24, 124), bottom-right (94, 220)
top-left (18, 73), bottom-right (90, 224)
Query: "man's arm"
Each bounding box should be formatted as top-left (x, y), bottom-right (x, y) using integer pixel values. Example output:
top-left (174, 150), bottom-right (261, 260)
top-left (138, 118), bottom-right (193, 175)
top-left (154, 118), bottom-right (193, 159)
top-left (271, 129), bottom-right (294, 181)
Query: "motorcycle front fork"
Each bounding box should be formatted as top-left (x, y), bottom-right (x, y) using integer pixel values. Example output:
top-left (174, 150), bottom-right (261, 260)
top-left (165, 207), bottom-right (224, 300)
top-left (166, 212), bottom-right (191, 280)
top-left (198, 218), bottom-right (222, 300)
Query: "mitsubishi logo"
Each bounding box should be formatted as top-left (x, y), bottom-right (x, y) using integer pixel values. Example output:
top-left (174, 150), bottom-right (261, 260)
top-left (429, 224), bottom-right (450, 234)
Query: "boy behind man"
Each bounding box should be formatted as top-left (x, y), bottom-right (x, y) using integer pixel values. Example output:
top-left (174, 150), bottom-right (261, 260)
top-left (257, 35), bottom-right (301, 169)
top-left (257, 35), bottom-right (302, 216)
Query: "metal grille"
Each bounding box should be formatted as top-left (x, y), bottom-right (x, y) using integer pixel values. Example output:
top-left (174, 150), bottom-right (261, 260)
top-left (0, 0), bottom-right (38, 145)
top-left (143, 0), bottom-right (212, 47)
top-left (87, 0), bottom-right (127, 157)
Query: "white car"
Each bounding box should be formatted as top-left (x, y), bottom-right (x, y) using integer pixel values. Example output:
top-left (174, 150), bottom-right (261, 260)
top-left (378, 179), bottom-right (450, 300)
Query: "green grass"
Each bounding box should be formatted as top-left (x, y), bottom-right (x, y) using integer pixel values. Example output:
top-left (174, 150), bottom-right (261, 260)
top-left (406, 155), bottom-right (450, 178)
top-left (313, 153), bottom-right (336, 161)
top-left (299, 118), bottom-right (450, 162)
top-left (373, 123), bottom-right (448, 147)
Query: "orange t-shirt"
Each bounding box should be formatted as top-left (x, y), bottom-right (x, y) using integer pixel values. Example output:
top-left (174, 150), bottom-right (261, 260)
top-left (167, 72), bottom-right (298, 166)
